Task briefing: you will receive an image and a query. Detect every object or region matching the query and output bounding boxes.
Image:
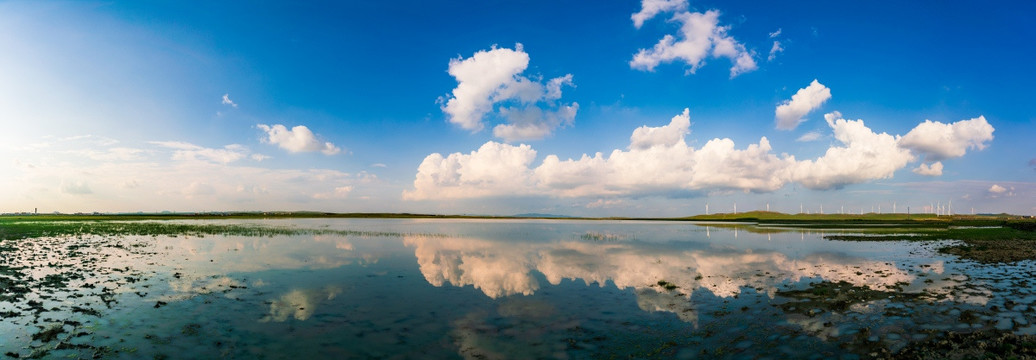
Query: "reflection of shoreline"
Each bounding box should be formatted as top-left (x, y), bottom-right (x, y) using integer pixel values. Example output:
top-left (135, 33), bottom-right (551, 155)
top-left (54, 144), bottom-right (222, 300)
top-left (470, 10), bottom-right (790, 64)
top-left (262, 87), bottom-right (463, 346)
top-left (403, 234), bottom-right (947, 310)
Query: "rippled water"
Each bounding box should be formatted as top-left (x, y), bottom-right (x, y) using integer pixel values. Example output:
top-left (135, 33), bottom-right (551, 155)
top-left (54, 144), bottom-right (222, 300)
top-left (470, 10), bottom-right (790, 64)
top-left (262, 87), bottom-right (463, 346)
top-left (2, 219), bottom-right (1036, 359)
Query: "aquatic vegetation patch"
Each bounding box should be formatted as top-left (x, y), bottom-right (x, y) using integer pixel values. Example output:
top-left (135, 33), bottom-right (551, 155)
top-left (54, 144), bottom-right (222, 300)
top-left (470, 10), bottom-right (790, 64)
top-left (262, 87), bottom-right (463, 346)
top-left (825, 226), bottom-right (1036, 263)
top-left (0, 219), bottom-right (441, 241)
top-left (777, 281), bottom-right (921, 313)
top-left (580, 231), bottom-right (629, 242)
top-left (656, 280), bottom-right (679, 290)
top-left (892, 330), bottom-right (1036, 359)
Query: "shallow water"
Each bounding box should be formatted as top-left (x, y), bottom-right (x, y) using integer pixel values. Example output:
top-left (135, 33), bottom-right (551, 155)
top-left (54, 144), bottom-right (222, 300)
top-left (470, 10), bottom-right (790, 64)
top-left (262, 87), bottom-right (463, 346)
top-left (2, 218), bottom-right (1035, 359)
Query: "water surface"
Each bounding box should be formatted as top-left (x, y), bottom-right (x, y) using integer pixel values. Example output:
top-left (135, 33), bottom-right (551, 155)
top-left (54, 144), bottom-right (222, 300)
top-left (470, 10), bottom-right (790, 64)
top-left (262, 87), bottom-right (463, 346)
top-left (2, 219), bottom-right (1035, 359)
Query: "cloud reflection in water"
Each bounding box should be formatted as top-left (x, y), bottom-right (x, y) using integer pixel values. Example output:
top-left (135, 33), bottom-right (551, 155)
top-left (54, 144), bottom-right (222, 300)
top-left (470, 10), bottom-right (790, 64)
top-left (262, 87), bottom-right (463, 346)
top-left (404, 231), bottom-right (947, 322)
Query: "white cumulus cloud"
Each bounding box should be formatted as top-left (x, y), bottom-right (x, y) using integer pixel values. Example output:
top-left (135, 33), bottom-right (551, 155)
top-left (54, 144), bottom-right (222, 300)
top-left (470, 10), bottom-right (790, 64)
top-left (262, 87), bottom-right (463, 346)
top-left (775, 79), bottom-right (831, 130)
top-left (989, 184), bottom-right (1006, 193)
top-left (406, 107), bottom-right (995, 201)
top-left (403, 142), bottom-right (539, 200)
top-left (913, 162), bottom-right (944, 176)
top-left (406, 108), bottom-right (793, 200)
top-left (630, 9), bottom-right (757, 78)
top-left (440, 44), bottom-right (577, 141)
top-left (898, 116), bottom-right (994, 161)
top-left (257, 124), bottom-right (341, 155)
top-left (790, 112), bottom-right (914, 189)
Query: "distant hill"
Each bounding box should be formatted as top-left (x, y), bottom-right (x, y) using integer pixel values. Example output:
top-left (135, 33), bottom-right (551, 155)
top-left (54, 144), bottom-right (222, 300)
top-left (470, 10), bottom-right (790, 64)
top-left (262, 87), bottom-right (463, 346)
top-left (512, 213), bottom-right (574, 218)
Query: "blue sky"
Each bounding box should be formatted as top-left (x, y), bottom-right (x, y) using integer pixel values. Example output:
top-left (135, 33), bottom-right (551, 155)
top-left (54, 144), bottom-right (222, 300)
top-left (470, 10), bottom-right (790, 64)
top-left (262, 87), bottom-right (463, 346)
top-left (1, 0), bottom-right (1033, 216)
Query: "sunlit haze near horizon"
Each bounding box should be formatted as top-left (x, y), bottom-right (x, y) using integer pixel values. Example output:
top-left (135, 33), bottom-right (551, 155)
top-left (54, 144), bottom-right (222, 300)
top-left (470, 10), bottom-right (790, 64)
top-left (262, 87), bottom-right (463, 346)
top-left (1, 1), bottom-right (1033, 217)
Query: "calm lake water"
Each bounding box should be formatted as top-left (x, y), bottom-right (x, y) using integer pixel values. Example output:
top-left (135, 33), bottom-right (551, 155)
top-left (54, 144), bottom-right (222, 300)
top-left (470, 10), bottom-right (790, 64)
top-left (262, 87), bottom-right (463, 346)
top-left (3, 218), bottom-right (1036, 359)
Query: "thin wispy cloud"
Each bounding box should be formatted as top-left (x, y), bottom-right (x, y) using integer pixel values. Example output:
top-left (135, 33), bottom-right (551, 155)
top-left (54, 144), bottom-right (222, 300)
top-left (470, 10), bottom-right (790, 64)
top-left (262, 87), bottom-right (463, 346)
top-left (768, 41), bottom-right (784, 61)
top-left (150, 141), bottom-right (250, 164)
top-left (222, 93), bottom-right (238, 108)
top-left (796, 131), bottom-right (822, 142)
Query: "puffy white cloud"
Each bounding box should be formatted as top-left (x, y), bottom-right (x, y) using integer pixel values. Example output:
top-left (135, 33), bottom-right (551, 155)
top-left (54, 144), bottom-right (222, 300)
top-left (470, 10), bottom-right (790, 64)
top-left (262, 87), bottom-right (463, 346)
top-left (898, 116), bottom-right (994, 161)
top-left (257, 124), bottom-right (341, 155)
top-left (407, 107), bottom-right (997, 201)
top-left (221, 93), bottom-right (237, 108)
top-left (790, 112), bottom-right (914, 189)
top-left (403, 142), bottom-right (539, 200)
top-left (631, 0), bottom-right (687, 28)
top-left (775, 80), bottom-right (831, 130)
top-left (440, 45), bottom-right (577, 141)
top-left (767, 40), bottom-right (783, 61)
top-left (630, 9), bottom-right (757, 78)
top-left (986, 184), bottom-right (1015, 198)
top-left (629, 108), bottom-right (691, 150)
top-left (913, 162), bottom-right (943, 176)
top-left (407, 108), bottom-right (793, 200)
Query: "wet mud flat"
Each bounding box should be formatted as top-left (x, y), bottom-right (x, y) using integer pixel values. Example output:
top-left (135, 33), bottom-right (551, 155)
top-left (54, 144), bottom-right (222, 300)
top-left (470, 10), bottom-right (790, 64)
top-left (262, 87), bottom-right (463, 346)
top-left (0, 234), bottom-right (161, 358)
top-left (2, 220), bottom-right (1036, 359)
